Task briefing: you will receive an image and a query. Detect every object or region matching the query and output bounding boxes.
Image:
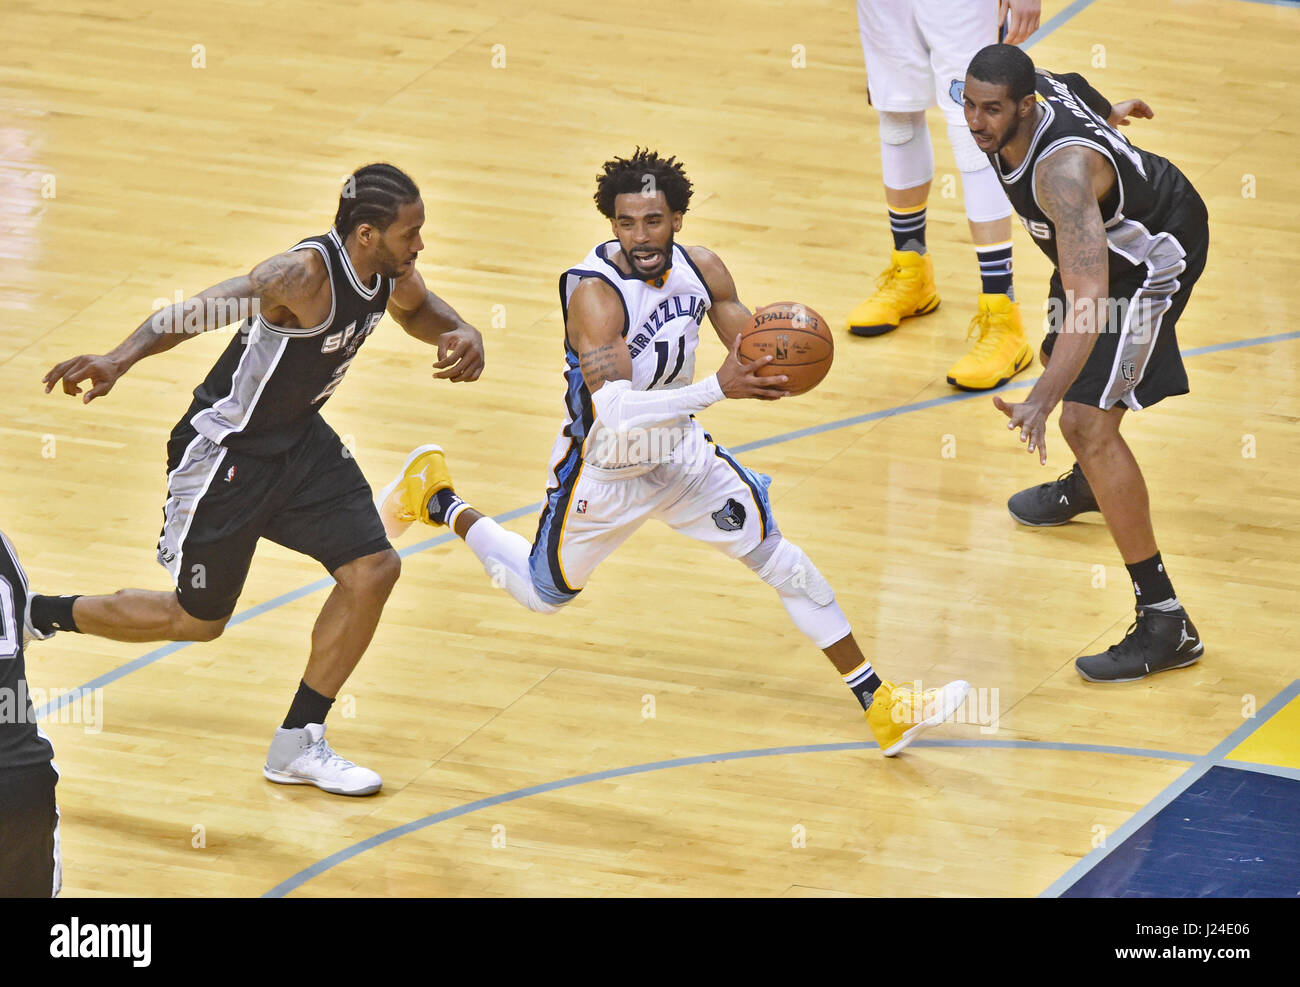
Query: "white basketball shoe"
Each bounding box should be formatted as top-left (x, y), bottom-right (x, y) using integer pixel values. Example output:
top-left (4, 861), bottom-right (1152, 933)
top-left (263, 723), bottom-right (382, 796)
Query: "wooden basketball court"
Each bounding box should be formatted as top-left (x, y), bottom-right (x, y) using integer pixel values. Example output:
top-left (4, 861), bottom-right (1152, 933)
top-left (2, 0), bottom-right (1297, 897)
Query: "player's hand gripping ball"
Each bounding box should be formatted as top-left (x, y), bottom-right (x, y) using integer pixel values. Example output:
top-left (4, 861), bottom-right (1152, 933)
top-left (738, 302), bottom-right (833, 396)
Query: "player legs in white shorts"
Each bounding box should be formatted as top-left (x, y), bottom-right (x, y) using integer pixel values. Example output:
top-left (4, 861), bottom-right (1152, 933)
top-left (378, 433), bottom-right (971, 757)
top-left (848, 0), bottom-right (1041, 393)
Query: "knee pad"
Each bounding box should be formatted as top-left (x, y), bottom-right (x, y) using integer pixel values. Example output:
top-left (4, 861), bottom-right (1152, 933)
top-left (484, 557), bottom-right (562, 615)
top-left (878, 110), bottom-right (921, 146)
top-left (879, 111), bottom-right (933, 190)
top-left (947, 120), bottom-right (989, 173)
top-left (744, 536), bottom-right (834, 607)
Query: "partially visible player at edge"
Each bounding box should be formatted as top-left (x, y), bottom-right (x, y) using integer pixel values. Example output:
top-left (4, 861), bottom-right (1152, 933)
top-left (0, 533), bottom-right (61, 896)
top-left (32, 164), bottom-right (485, 794)
top-left (848, 0), bottom-right (1041, 392)
top-left (965, 45), bottom-right (1209, 681)
top-left (378, 149), bottom-right (969, 755)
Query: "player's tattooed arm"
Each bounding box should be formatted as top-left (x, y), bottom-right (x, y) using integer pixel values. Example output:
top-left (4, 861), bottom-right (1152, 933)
top-left (686, 246), bottom-right (751, 349)
top-left (568, 278), bottom-right (632, 392)
top-left (387, 264), bottom-right (485, 383)
top-left (993, 146), bottom-right (1110, 463)
top-left (41, 249), bottom-right (320, 403)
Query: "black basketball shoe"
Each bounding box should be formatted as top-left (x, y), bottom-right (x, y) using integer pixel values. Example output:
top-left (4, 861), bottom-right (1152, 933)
top-left (1007, 463), bottom-right (1099, 526)
top-left (1075, 606), bottom-right (1204, 682)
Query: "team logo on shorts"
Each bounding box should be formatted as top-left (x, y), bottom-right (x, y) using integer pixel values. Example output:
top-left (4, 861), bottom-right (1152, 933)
top-left (712, 498), bottom-right (746, 532)
top-left (575, 499), bottom-right (588, 515)
top-left (949, 79), bottom-right (965, 105)
top-left (1121, 360), bottom-right (1136, 382)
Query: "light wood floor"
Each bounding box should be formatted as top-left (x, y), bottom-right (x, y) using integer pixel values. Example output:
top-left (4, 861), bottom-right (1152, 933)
top-left (2, 0), bottom-right (1297, 896)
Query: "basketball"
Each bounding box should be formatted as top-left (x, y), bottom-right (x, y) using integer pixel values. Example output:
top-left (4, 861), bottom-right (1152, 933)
top-left (739, 301), bottom-right (833, 396)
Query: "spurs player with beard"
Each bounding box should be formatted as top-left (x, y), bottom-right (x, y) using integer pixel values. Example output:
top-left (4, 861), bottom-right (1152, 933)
top-left (964, 45), bottom-right (1210, 681)
top-left (32, 164), bottom-right (485, 794)
top-left (380, 149), bottom-right (970, 756)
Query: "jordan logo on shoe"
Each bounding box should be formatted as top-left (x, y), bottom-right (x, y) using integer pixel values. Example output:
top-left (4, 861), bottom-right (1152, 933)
top-left (1178, 622), bottom-right (1198, 650)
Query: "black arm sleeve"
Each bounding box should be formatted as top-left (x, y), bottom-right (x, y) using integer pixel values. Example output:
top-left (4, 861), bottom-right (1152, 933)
top-left (1054, 71), bottom-right (1113, 120)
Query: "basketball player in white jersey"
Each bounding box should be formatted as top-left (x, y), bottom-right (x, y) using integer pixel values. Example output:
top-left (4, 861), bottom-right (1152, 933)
top-left (34, 164), bottom-right (485, 795)
top-left (848, 0), bottom-right (1041, 392)
top-left (379, 149), bottom-right (969, 756)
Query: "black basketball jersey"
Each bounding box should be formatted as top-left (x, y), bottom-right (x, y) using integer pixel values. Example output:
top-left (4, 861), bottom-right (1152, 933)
top-left (991, 72), bottom-right (1207, 279)
top-left (183, 228), bottom-right (394, 457)
top-left (0, 532), bottom-right (56, 771)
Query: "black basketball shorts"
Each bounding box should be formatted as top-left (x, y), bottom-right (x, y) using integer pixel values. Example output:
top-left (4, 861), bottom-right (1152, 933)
top-left (0, 762), bottom-right (61, 897)
top-left (156, 415), bottom-right (392, 621)
top-left (1042, 218), bottom-right (1209, 412)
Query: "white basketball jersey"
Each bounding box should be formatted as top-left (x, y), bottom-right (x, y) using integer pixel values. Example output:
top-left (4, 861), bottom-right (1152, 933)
top-left (555, 240), bottom-right (712, 470)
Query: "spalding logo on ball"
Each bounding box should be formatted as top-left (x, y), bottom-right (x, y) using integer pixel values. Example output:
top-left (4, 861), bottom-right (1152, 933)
top-left (738, 302), bottom-right (833, 396)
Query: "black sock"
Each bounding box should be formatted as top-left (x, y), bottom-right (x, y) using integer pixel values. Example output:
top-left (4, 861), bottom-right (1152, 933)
top-left (976, 242), bottom-right (1014, 299)
top-left (888, 206), bottom-right (927, 254)
top-left (30, 595), bottom-right (81, 634)
top-left (1126, 553), bottom-right (1178, 609)
top-left (428, 488), bottom-right (465, 526)
top-left (282, 680), bottom-right (334, 730)
top-left (843, 663), bottom-right (884, 711)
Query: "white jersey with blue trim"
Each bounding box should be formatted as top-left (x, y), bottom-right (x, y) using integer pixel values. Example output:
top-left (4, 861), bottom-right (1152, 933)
top-left (555, 240), bottom-right (712, 471)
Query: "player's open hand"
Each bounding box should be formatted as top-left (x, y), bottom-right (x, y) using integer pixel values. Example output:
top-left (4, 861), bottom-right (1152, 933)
top-left (993, 394), bottom-right (1051, 465)
top-left (42, 354), bottom-right (124, 403)
top-left (1108, 99), bottom-right (1153, 127)
top-left (999, 0), bottom-right (1041, 45)
top-left (433, 323), bottom-right (485, 382)
top-left (717, 332), bottom-right (788, 401)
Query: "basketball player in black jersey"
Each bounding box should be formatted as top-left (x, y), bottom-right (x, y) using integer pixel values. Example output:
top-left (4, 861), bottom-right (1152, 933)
top-left (963, 45), bottom-right (1207, 682)
top-left (31, 164), bottom-right (485, 795)
top-left (0, 533), bottom-right (61, 896)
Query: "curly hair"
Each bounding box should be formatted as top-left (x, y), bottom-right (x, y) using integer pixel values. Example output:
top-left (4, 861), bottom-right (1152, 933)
top-left (593, 148), bottom-right (694, 218)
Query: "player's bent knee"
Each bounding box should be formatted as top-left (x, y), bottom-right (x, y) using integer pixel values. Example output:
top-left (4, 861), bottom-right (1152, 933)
top-left (1059, 402), bottom-right (1117, 452)
top-left (878, 110), bottom-right (919, 146)
top-left (169, 599), bottom-right (227, 641)
top-left (743, 535), bottom-right (834, 607)
top-left (335, 549), bottom-right (401, 596)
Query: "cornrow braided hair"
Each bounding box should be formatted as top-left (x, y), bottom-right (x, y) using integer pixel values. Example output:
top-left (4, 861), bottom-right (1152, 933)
top-left (594, 148), bottom-right (693, 218)
top-left (335, 163), bottom-right (420, 239)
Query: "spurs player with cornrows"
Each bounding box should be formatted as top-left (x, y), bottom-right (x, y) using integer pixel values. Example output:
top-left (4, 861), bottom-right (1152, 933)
top-left (380, 149), bottom-right (970, 756)
top-left (34, 164), bottom-right (485, 794)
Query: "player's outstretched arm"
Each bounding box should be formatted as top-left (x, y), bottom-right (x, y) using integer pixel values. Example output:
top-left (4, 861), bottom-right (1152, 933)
top-left (686, 245), bottom-right (751, 349)
top-left (994, 147), bottom-right (1110, 463)
top-left (1108, 99), bottom-right (1153, 128)
top-left (42, 250), bottom-right (320, 403)
top-left (685, 246), bottom-right (789, 401)
top-left (387, 265), bottom-right (485, 383)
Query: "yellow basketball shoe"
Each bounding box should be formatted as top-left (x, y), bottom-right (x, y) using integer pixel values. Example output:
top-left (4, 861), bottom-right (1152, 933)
top-left (376, 444), bottom-right (453, 537)
top-left (866, 679), bottom-right (971, 757)
top-left (847, 249), bottom-right (941, 336)
top-left (944, 293), bottom-right (1033, 391)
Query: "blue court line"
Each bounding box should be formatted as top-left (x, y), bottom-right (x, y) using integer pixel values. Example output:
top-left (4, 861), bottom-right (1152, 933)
top-left (1039, 679), bottom-right (1300, 897)
top-left (33, 324), bottom-right (1300, 724)
top-left (1219, 760), bottom-right (1300, 783)
top-left (261, 737), bottom-right (1201, 898)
